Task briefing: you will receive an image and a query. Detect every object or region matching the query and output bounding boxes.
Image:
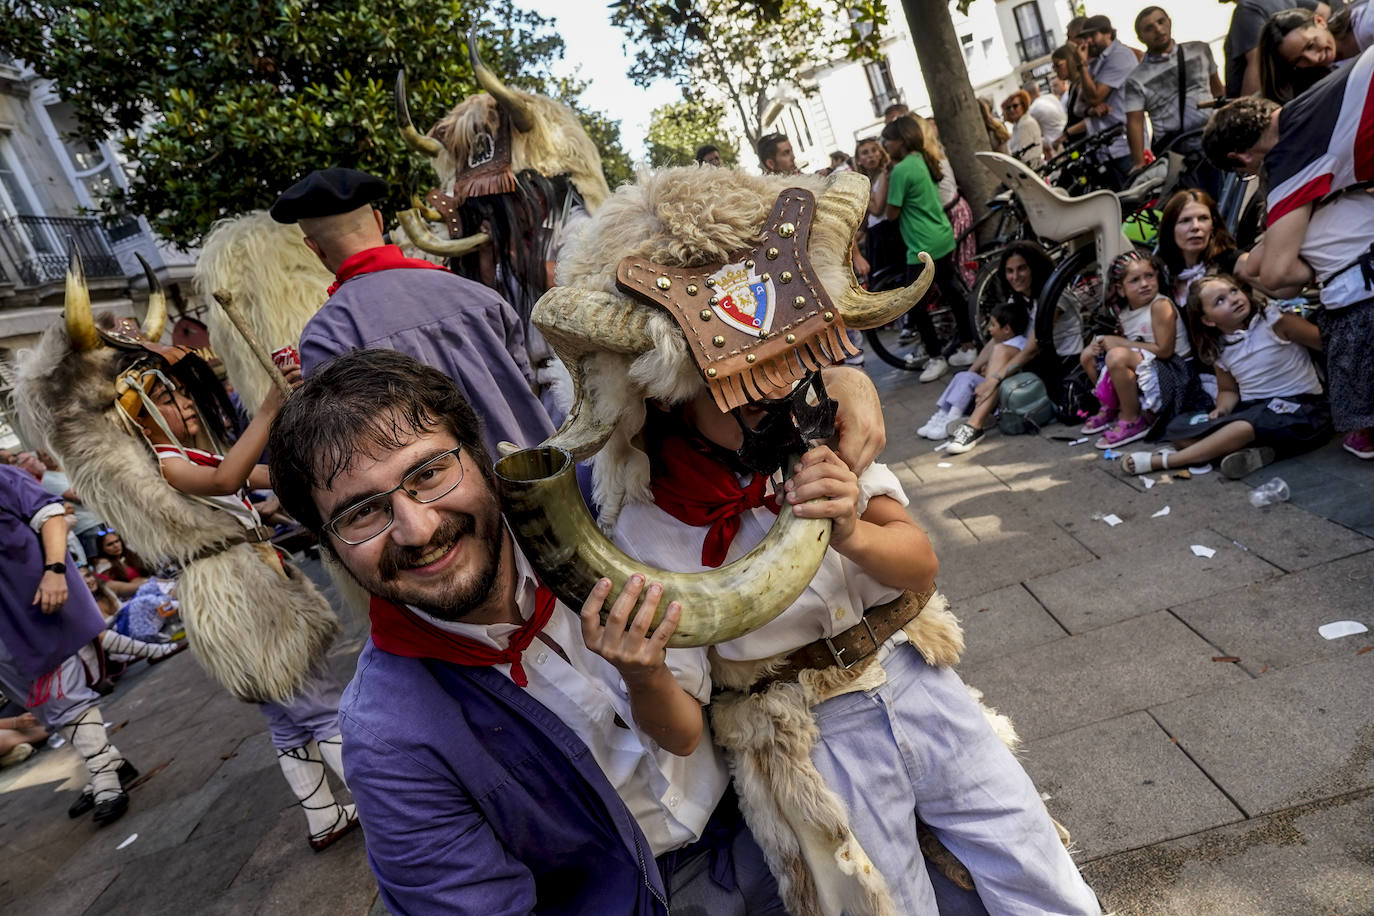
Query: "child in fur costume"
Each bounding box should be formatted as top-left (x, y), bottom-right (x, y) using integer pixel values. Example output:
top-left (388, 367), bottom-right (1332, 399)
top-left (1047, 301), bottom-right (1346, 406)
top-left (609, 390), bottom-right (1101, 916)
top-left (120, 355), bottom-right (360, 852)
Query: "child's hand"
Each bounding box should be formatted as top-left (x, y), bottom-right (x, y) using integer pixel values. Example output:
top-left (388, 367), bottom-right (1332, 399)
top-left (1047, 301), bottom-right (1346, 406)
top-left (783, 446), bottom-right (861, 545)
top-left (580, 576), bottom-right (680, 684)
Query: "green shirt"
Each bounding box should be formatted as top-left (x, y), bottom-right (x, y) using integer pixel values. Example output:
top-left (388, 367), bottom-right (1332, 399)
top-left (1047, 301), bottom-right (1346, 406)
top-left (887, 155), bottom-right (955, 263)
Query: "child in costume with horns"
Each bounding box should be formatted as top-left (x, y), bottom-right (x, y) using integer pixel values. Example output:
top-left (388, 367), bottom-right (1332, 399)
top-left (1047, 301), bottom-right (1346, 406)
top-left (15, 255), bottom-right (357, 852)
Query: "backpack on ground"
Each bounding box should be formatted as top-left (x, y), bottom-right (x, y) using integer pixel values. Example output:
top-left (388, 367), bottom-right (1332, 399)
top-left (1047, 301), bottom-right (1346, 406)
top-left (997, 373), bottom-right (1057, 435)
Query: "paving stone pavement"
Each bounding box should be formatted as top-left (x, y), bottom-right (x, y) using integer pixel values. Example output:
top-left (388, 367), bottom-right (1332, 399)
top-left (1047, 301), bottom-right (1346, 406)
top-left (1, 357), bottom-right (1369, 914)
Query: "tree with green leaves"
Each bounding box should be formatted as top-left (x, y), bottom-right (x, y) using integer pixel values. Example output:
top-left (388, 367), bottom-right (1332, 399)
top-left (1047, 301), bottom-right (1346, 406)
top-left (644, 99), bottom-right (738, 168)
top-left (0, 0), bottom-right (633, 246)
top-left (611, 0), bottom-right (839, 149)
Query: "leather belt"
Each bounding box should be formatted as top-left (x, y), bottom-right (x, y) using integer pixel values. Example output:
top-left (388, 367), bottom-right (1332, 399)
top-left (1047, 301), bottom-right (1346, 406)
top-left (752, 587), bottom-right (933, 692)
top-left (182, 525), bottom-right (275, 567)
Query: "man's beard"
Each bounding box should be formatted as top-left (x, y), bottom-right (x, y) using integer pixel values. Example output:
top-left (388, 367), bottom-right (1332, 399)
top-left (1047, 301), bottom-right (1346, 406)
top-left (366, 494), bottom-right (505, 622)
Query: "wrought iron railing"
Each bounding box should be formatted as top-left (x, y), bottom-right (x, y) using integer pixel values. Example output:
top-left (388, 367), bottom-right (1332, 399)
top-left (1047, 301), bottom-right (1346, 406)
top-left (0, 215), bottom-right (123, 286)
top-left (1016, 31), bottom-right (1056, 63)
top-left (869, 88), bottom-right (906, 119)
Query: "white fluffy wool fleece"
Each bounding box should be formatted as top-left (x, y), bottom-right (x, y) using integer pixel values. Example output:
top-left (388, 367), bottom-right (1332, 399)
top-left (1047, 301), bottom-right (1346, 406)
top-left (429, 92), bottom-right (611, 211)
top-left (195, 210), bottom-right (333, 413)
top-left (13, 325), bottom-right (339, 704)
top-left (542, 166), bottom-right (868, 527)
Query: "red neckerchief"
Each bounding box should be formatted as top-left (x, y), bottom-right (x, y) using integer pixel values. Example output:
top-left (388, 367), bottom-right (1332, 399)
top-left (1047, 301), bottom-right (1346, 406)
top-left (368, 585), bottom-right (556, 688)
top-left (327, 244), bottom-right (448, 296)
top-left (648, 430), bottom-right (780, 568)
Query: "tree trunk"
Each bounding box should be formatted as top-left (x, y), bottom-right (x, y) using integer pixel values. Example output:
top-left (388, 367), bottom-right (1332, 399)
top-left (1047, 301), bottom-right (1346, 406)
top-left (897, 0), bottom-right (998, 226)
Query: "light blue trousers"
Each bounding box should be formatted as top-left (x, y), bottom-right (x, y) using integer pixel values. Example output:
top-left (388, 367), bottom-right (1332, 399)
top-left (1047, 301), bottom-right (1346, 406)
top-left (937, 370), bottom-right (985, 416)
top-left (808, 642), bottom-right (1101, 915)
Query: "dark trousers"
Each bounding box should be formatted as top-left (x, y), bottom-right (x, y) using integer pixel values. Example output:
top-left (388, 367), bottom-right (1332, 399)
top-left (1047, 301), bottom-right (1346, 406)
top-left (904, 255), bottom-right (975, 357)
top-left (656, 787), bottom-right (786, 915)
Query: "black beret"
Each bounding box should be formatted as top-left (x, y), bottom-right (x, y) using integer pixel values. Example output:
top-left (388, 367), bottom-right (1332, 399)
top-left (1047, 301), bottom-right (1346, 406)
top-left (269, 168), bottom-right (389, 224)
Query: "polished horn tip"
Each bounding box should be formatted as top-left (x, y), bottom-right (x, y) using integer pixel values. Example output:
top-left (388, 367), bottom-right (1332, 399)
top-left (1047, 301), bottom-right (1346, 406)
top-left (135, 252), bottom-right (167, 341)
top-left (395, 67), bottom-right (442, 158)
top-left (64, 238), bottom-right (100, 352)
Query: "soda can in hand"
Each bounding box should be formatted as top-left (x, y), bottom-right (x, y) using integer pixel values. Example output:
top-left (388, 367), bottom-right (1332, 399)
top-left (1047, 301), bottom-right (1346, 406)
top-left (271, 345), bottom-right (300, 372)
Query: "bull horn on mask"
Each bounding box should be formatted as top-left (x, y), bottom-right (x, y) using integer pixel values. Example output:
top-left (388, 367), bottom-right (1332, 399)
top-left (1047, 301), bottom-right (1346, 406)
top-left (466, 28), bottom-right (535, 134)
top-left (395, 208), bottom-right (491, 258)
top-left (395, 69), bottom-right (444, 159)
top-left (64, 241), bottom-right (101, 352)
top-left (412, 193), bottom-right (443, 223)
top-left (136, 253), bottom-right (167, 342)
top-left (497, 446), bottom-right (831, 647)
top-left (814, 170), bottom-right (935, 329)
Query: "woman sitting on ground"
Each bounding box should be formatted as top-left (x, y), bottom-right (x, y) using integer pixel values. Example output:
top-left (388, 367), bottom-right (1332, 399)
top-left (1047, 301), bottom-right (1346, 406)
top-left (93, 528), bottom-right (151, 599)
top-left (1120, 274), bottom-right (1330, 476)
top-left (1258, 5), bottom-right (1370, 102)
top-left (0, 712), bottom-right (48, 768)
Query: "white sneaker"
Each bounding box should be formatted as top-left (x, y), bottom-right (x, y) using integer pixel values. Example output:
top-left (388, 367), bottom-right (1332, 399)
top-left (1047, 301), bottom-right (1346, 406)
top-left (948, 348), bottom-right (976, 367)
top-left (919, 357), bottom-right (949, 383)
top-left (918, 409), bottom-right (950, 439)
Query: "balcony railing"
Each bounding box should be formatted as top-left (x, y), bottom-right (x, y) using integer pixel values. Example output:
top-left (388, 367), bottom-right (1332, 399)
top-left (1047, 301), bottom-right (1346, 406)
top-left (869, 87), bottom-right (906, 119)
top-left (1016, 31), bottom-right (1055, 63)
top-left (0, 215), bottom-right (123, 287)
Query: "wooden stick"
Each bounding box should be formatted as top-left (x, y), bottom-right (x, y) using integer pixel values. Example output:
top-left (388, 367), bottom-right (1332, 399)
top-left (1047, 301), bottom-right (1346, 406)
top-left (212, 289), bottom-right (292, 399)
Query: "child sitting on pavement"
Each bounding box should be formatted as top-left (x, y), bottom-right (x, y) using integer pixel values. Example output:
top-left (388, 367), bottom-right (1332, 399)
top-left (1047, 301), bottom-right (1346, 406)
top-left (1079, 251), bottom-right (1208, 449)
top-left (610, 384), bottom-right (1101, 914)
top-left (920, 300), bottom-right (1030, 440)
top-left (1120, 274), bottom-right (1330, 477)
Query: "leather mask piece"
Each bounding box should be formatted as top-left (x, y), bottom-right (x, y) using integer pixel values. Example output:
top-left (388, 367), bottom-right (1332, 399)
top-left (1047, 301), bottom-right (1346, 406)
top-left (425, 107), bottom-right (518, 230)
top-left (616, 187), bottom-right (860, 413)
top-left (734, 371), bottom-right (838, 476)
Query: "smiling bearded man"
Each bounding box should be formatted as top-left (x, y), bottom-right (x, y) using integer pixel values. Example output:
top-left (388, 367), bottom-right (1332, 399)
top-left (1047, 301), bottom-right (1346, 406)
top-left (267, 348), bottom-right (789, 916)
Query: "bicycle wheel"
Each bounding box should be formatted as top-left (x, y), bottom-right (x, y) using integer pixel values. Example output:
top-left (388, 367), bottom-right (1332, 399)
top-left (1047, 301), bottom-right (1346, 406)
top-left (966, 261), bottom-right (1003, 343)
top-left (1034, 246), bottom-right (1114, 358)
top-left (864, 322), bottom-right (927, 371)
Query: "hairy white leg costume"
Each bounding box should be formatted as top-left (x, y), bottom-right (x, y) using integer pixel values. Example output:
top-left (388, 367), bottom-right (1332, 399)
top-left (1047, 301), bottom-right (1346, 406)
top-left (278, 739), bottom-right (356, 845)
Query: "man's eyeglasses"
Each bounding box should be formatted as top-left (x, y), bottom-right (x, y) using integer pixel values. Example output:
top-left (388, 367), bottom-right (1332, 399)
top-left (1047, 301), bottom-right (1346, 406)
top-left (326, 448), bottom-right (466, 546)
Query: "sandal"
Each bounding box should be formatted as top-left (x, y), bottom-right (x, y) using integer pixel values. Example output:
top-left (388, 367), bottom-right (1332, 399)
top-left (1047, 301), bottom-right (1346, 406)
top-left (1119, 447), bottom-right (1175, 475)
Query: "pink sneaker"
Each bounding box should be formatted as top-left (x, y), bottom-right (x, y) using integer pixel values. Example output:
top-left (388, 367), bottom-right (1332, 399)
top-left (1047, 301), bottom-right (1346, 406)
top-left (1081, 407), bottom-right (1118, 435)
top-left (1095, 414), bottom-right (1153, 449)
top-left (1343, 429), bottom-right (1374, 459)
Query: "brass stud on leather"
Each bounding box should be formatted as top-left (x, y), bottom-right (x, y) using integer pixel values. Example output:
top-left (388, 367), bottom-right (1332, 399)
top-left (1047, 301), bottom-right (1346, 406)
top-left (745, 259), bottom-right (755, 269)
top-left (766, 247), bottom-right (779, 260)
top-left (785, 333), bottom-right (796, 344)
top-left (793, 295), bottom-right (806, 308)
top-left (745, 353), bottom-right (757, 363)
top-left (822, 310), bottom-right (834, 322)
top-left (706, 367), bottom-right (718, 377)
top-left (712, 335), bottom-right (726, 347)
top-left (686, 284), bottom-right (698, 295)
top-left (705, 277), bottom-right (715, 288)
top-left (699, 309), bottom-right (712, 321)
top-left (778, 222), bottom-right (796, 238)
top-left (709, 296), bottom-right (718, 307)
top-left (779, 270), bottom-right (793, 283)
top-left (656, 276), bottom-right (672, 291)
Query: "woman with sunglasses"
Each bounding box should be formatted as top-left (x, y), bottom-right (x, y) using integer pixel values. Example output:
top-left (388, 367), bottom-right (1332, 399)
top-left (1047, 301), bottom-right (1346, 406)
top-left (1002, 90), bottom-right (1044, 168)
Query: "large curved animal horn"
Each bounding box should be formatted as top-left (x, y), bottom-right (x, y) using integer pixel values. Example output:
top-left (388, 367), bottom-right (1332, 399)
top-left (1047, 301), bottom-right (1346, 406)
top-left (466, 28), bottom-right (534, 133)
top-left (533, 286), bottom-right (658, 460)
top-left (64, 241), bottom-right (101, 352)
top-left (395, 69), bottom-right (443, 159)
top-left (136, 253), bottom-right (166, 341)
top-left (815, 171), bottom-right (936, 330)
top-left (498, 447), bottom-right (831, 647)
top-left (396, 208), bottom-right (490, 258)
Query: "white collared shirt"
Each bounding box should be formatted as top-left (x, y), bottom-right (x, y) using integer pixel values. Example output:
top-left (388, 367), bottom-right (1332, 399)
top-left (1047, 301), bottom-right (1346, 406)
top-left (410, 539), bottom-right (727, 856)
top-left (610, 462), bottom-right (910, 663)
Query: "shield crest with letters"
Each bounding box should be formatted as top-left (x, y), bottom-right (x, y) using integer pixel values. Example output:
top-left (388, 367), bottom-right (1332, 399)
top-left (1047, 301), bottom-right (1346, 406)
top-left (708, 260), bottom-right (776, 337)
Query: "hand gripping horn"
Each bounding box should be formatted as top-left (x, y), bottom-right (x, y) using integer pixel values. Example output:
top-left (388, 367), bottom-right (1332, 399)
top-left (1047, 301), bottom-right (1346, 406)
top-left (466, 27), bottom-right (534, 133)
top-left (497, 447), bottom-right (831, 647)
top-left (395, 69), bottom-right (443, 159)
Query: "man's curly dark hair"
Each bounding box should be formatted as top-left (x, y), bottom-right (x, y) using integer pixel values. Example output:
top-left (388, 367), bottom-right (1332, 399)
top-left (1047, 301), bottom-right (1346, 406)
top-left (1202, 97), bottom-right (1280, 171)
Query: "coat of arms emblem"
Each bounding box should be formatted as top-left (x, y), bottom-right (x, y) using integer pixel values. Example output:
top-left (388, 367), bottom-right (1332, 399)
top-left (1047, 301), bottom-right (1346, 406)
top-left (708, 260), bottom-right (776, 337)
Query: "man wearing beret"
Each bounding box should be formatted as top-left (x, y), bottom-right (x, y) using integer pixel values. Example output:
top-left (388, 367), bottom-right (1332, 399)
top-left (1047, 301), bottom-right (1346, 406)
top-left (271, 168), bottom-right (555, 455)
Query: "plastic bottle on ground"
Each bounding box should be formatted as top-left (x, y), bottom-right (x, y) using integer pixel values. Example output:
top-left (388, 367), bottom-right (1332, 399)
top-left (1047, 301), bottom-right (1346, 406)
top-left (1248, 477), bottom-right (1290, 507)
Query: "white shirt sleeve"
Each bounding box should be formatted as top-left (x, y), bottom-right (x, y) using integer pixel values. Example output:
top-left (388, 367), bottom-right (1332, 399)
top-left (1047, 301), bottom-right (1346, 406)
top-left (856, 461), bottom-right (909, 516)
top-left (29, 502), bottom-right (67, 534)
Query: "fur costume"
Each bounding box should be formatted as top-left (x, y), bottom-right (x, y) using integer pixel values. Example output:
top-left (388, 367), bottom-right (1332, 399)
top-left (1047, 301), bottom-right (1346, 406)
top-left (195, 211), bottom-right (333, 414)
top-left (14, 294), bottom-right (338, 705)
top-left (526, 165), bottom-right (1072, 915)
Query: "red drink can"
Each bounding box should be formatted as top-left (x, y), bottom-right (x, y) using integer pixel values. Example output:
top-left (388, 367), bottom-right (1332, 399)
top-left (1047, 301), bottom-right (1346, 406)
top-left (271, 345), bottom-right (300, 371)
